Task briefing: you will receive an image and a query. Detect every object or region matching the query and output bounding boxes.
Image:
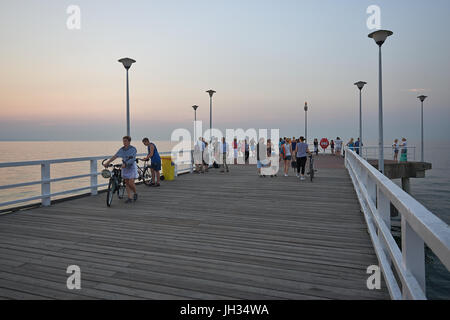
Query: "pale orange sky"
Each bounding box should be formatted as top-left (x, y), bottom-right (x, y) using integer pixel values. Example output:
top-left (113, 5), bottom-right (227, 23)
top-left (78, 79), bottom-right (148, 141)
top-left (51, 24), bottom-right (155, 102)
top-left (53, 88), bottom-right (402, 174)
top-left (1, 0), bottom-right (450, 141)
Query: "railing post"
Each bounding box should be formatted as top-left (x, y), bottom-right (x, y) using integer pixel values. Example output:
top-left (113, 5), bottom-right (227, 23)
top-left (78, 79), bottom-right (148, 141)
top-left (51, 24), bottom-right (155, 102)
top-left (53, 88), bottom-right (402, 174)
top-left (377, 188), bottom-right (391, 261)
top-left (41, 162), bottom-right (51, 206)
top-left (190, 150), bottom-right (194, 173)
top-left (401, 217), bottom-right (426, 299)
top-left (90, 159), bottom-right (98, 195)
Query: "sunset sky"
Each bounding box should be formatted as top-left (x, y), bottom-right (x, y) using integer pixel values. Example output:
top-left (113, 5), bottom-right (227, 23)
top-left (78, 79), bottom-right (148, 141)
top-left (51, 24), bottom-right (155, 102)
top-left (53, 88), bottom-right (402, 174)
top-left (0, 0), bottom-right (449, 142)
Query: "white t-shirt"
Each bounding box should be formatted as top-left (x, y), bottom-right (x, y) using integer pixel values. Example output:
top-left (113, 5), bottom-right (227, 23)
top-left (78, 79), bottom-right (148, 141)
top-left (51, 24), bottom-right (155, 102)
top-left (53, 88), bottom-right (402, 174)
top-left (335, 139), bottom-right (343, 149)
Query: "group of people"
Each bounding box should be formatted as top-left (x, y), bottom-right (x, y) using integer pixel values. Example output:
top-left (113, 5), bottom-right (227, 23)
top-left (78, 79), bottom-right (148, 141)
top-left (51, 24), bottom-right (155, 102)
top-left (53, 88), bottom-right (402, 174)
top-left (277, 137), bottom-right (312, 180)
top-left (103, 136), bottom-right (162, 203)
top-left (392, 138), bottom-right (408, 162)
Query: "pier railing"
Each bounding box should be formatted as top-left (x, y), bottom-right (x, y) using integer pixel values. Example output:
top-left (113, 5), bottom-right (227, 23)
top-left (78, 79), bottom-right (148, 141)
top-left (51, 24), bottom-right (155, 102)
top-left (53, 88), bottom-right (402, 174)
top-left (0, 151), bottom-right (193, 210)
top-left (345, 147), bottom-right (449, 300)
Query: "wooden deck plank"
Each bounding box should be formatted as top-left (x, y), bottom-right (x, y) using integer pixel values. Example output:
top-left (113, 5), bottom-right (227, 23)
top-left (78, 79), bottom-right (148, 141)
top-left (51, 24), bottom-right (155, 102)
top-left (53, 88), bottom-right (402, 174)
top-left (0, 155), bottom-right (390, 300)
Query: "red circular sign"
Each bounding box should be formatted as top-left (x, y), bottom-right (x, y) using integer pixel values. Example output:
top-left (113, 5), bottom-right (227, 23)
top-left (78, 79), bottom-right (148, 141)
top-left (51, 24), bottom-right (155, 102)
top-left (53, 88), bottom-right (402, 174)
top-left (320, 138), bottom-right (329, 150)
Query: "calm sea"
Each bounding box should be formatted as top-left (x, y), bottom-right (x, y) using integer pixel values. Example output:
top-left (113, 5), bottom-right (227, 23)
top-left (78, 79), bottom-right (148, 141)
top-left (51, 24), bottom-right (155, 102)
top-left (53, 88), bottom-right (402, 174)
top-left (0, 140), bottom-right (448, 299)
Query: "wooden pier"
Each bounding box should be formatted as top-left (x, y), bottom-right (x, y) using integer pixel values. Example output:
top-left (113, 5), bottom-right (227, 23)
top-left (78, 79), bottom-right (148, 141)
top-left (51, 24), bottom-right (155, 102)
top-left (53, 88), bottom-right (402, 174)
top-left (0, 155), bottom-right (389, 299)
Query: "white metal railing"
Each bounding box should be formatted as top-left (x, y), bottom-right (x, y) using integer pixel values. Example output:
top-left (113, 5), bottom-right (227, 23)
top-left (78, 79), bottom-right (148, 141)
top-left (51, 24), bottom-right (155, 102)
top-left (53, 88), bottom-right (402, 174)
top-left (345, 147), bottom-right (449, 300)
top-left (0, 151), bottom-right (193, 210)
top-left (361, 145), bottom-right (417, 162)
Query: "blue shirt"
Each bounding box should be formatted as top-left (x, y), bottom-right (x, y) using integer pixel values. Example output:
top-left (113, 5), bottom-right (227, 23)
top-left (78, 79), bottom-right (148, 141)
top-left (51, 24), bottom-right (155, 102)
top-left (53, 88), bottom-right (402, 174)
top-left (147, 143), bottom-right (161, 163)
top-left (115, 145), bottom-right (137, 168)
top-left (296, 142), bottom-right (308, 158)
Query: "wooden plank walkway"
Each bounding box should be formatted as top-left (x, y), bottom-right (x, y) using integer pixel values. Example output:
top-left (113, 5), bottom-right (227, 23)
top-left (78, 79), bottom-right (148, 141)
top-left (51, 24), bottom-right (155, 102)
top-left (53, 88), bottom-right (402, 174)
top-left (0, 155), bottom-right (389, 300)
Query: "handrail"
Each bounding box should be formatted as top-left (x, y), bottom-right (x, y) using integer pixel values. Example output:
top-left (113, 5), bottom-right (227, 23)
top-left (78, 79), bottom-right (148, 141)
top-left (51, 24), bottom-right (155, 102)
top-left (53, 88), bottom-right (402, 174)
top-left (0, 150), bottom-right (193, 210)
top-left (345, 147), bottom-right (450, 300)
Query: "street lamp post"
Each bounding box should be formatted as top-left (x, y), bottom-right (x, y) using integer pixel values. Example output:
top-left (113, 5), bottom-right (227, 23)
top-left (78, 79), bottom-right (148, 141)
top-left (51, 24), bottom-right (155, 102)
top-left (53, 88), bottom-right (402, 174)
top-left (206, 90), bottom-right (216, 142)
top-left (118, 57), bottom-right (136, 137)
top-left (192, 105), bottom-right (199, 141)
top-left (368, 30), bottom-right (393, 174)
top-left (304, 102), bottom-right (308, 142)
top-left (354, 81), bottom-right (367, 156)
top-left (417, 95), bottom-right (427, 162)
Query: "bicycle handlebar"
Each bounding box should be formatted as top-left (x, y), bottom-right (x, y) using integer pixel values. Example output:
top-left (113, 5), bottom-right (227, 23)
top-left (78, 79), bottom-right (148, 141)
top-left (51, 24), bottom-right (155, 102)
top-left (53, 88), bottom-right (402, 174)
top-left (102, 159), bottom-right (122, 168)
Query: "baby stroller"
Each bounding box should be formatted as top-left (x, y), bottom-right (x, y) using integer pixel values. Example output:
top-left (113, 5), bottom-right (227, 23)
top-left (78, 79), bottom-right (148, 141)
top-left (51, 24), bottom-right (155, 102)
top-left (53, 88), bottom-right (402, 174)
top-left (260, 155), bottom-right (279, 177)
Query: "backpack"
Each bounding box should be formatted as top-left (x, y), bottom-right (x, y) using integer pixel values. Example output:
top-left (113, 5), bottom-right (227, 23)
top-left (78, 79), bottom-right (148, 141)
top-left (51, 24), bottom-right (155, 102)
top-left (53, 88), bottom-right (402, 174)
top-left (280, 144), bottom-right (286, 159)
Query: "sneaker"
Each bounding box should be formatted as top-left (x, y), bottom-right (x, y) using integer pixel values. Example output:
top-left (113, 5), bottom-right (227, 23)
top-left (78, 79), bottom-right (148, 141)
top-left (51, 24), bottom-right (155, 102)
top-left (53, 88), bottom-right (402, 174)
top-left (125, 198), bottom-right (133, 204)
top-left (284, 174), bottom-right (288, 177)
top-left (300, 176), bottom-right (305, 181)
top-left (133, 193), bottom-right (138, 201)
top-left (154, 183), bottom-right (161, 187)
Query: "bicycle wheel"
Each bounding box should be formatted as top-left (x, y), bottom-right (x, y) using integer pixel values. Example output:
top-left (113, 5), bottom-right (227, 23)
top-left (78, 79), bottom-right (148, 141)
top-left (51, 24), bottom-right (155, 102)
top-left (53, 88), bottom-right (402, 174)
top-left (310, 162), bottom-right (314, 182)
top-left (143, 166), bottom-right (153, 186)
top-left (106, 179), bottom-right (115, 207)
top-left (118, 182), bottom-right (126, 199)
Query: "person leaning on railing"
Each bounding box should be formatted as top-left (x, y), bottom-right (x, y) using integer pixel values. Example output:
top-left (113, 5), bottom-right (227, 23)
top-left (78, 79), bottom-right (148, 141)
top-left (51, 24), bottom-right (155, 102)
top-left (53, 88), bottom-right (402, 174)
top-left (103, 136), bottom-right (138, 203)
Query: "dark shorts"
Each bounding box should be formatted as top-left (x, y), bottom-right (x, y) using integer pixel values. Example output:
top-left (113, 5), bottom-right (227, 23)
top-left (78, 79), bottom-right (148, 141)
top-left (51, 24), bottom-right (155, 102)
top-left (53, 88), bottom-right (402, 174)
top-left (285, 155), bottom-right (292, 161)
top-left (150, 161), bottom-right (161, 171)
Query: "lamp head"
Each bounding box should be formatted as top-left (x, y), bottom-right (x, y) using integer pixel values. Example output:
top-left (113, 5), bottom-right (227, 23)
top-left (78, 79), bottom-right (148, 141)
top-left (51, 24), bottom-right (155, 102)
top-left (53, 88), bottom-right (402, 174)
top-left (368, 30), bottom-right (393, 47)
top-left (304, 102), bottom-right (308, 112)
top-left (418, 95), bottom-right (427, 102)
top-left (192, 105), bottom-right (199, 111)
top-left (206, 89), bottom-right (216, 97)
top-left (118, 57), bottom-right (136, 70)
top-left (354, 81), bottom-right (367, 90)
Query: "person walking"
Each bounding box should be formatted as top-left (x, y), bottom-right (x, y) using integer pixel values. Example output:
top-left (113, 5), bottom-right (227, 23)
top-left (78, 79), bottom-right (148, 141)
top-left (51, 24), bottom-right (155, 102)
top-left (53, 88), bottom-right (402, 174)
top-left (330, 140), bottom-right (335, 155)
top-left (203, 142), bottom-right (210, 173)
top-left (290, 138), bottom-right (297, 173)
top-left (313, 138), bottom-right (319, 155)
top-left (250, 138), bottom-right (256, 158)
top-left (194, 137), bottom-right (204, 173)
top-left (295, 136), bottom-right (310, 180)
top-left (335, 137), bottom-right (343, 156)
top-left (245, 138), bottom-right (250, 164)
top-left (233, 138), bottom-right (238, 165)
top-left (219, 137), bottom-right (230, 173)
top-left (257, 137), bottom-right (267, 176)
top-left (281, 139), bottom-right (292, 176)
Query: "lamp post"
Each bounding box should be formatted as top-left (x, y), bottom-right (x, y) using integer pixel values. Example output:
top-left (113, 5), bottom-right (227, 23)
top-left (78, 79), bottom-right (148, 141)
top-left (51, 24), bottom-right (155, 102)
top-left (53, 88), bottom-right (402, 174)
top-left (118, 57), bottom-right (136, 137)
top-left (304, 102), bottom-right (308, 142)
top-left (206, 90), bottom-right (216, 142)
top-left (192, 105), bottom-right (199, 142)
top-left (417, 95), bottom-right (427, 162)
top-left (368, 30), bottom-right (393, 174)
top-left (354, 81), bottom-right (367, 156)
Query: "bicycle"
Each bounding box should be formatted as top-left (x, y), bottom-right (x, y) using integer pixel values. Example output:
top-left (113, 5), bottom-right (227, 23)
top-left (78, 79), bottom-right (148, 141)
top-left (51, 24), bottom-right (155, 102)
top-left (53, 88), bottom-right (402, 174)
top-left (307, 154), bottom-right (317, 182)
top-left (136, 158), bottom-right (153, 186)
top-left (101, 159), bottom-right (126, 207)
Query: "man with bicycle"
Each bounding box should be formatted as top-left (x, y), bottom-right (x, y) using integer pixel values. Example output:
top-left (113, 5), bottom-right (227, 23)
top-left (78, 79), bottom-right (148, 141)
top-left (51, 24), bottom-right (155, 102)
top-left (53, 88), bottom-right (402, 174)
top-left (103, 136), bottom-right (138, 203)
top-left (142, 137), bottom-right (161, 187)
